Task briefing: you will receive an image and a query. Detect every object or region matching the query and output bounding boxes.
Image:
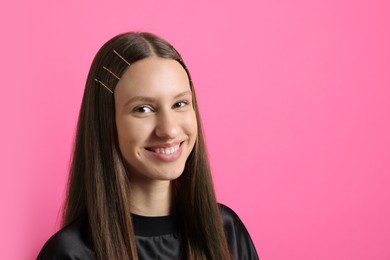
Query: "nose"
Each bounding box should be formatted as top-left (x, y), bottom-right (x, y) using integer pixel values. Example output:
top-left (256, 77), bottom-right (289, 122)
top-left (154, 110), bottom-right (179, 139)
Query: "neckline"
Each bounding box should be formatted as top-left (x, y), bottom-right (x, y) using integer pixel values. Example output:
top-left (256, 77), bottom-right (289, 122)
top-left (131, 214), bottom-right (178, 237)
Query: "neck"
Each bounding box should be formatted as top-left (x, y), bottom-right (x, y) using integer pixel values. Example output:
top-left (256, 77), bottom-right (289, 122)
top-left (129, 180), bottom-right (173, 216)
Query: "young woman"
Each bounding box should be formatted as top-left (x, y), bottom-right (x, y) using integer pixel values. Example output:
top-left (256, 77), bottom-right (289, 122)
top-left (38, 32), bottom-right (259, 260)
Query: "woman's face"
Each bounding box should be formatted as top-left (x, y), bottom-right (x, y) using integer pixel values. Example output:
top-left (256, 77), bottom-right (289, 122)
top-left (115, 56), bottom-right (197, 183)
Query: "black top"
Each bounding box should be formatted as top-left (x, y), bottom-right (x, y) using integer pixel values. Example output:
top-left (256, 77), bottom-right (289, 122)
top-left (37, 204), bottom-right (259, 259)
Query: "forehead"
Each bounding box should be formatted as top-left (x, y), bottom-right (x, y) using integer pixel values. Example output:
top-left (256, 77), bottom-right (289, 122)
top-left (114, 56), bottom-right (190, 100)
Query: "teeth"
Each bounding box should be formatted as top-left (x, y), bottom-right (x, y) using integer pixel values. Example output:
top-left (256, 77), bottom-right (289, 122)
top-left (152, 144), bottom-right (179, 155)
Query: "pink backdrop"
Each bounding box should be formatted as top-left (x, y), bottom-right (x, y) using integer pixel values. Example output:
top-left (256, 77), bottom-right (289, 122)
top-left (1, 0), bottom-right (389, 259)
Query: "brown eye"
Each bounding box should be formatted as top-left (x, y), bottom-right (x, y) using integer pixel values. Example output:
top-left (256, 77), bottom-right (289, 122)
top-left (173, 101), bottom-right (189, 108)
top-left (133, 106), bottom-right (153, 113)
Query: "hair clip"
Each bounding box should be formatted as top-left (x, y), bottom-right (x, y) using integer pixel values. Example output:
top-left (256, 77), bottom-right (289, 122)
top-left (94, 67), bottom-right (118, 94)
top-left (94, 78), bottom-right (114, 94)
top-left (113, 50), bottom-right (131, 66)
top-left (94, 50), bottom-right (131, 94)
top-left (103, 66), bottom-right (120, 80)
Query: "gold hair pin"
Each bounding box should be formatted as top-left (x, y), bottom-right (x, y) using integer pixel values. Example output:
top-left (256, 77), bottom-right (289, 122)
top-left (94, 78), bottom-right (113, 94)
top-left (113, 50), bottom-right (131, 66)
top-left (103, 66), bottom-right (120, 80)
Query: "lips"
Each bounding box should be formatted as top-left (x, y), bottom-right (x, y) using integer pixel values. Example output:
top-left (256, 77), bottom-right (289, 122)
top-left (147, 143), bottom-right (180, 155)
top-left (145, 142), bottom-right (183, 162)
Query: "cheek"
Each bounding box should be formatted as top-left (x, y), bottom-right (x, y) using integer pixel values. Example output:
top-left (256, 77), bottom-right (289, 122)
top-left (116, 118), bottom-right (131, 145)
top-left (116, 118), bottom-right (151, 146)
top-left (184, 112), bottom-right (198, 139)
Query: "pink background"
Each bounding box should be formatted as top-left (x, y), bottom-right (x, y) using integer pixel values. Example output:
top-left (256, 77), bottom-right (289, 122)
top-left (1, 0), bottom-right (389, 259)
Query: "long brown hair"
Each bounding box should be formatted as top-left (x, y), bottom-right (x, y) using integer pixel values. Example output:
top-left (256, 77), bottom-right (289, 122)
top-left (63, 32), bottom-right (231, 259)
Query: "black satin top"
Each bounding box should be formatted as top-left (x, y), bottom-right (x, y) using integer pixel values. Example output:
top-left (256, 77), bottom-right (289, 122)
top-left (37, 204), bottom-right (259, 259)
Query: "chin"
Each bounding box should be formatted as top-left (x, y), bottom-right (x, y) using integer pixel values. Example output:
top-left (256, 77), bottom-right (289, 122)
top-left (155, 169), bottom-right (184, 181)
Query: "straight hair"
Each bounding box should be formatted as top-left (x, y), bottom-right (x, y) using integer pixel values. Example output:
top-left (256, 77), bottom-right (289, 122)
top-left (63, 32), bottom-right (231, 259)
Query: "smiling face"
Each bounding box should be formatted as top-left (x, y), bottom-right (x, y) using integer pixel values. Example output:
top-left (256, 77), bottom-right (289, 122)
top-left (115, 56), bottom-right (197, 183)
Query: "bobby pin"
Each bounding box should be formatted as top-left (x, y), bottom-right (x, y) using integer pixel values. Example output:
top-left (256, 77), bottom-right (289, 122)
top-left (113, 50), bottom-right (131, 66)
top-left (103, 66), bottom-right (120, 80)
top-left (94, 78), bottom-right (114, 94)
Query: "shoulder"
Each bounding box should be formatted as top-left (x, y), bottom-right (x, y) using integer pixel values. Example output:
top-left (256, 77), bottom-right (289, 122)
top-left (219, 203), bottom-right (252, 236)
top-left (37, 216), bottom-right (95, 260)
top-left (219, 203), bottom-right (260, 260)
top-left (219, 203), bottom-right (244, 227)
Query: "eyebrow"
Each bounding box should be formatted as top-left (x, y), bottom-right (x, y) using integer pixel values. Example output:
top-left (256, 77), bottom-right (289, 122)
top-left (124, 90), bottom-right (193, 106)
